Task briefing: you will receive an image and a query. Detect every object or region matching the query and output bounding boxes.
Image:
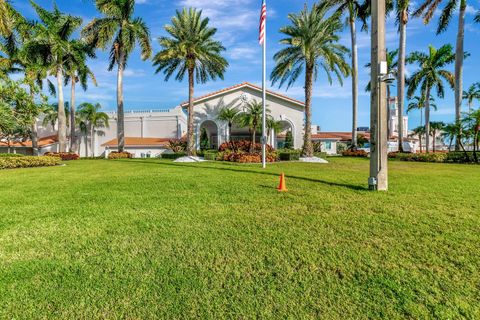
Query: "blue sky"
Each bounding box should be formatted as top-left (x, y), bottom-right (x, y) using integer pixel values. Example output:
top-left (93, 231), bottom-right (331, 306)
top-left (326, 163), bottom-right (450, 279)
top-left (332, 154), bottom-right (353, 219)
top-left (11, 0), bottom-right (480, 131)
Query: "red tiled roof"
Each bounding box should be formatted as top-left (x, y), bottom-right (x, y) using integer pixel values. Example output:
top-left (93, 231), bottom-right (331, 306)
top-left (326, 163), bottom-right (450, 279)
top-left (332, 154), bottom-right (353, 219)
top-left (0, 135), bottom-right (58, 148)
top-left (312, 132), bottom-right (371, 141)
top-left (102, 137), bottom-right (171, 147)
top-left (180, 82), bottom-right (305, 108)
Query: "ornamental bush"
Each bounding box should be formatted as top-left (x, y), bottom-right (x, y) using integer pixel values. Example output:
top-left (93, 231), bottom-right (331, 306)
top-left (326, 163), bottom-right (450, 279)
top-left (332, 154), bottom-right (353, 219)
top-left (218, 140), bottom-right (274, 153)
top-left (0, 156), bottom-right (60, 169)
top-left (45, 152), bottom-right (80, 161)
top-left (203, 150), bottom-right (218, 161)
top-left (216, 150), bottom-right (278, 163)
top-left (391, 152), bottom-right (448, 163)
top-left (161, 152), bottom-right (186, 159)
top-left (278, 149), bottom-right (301, 161)
top-left (108, 151), bottom-right (133, 159)
top-left (342, 150), bottom-right (368, 157)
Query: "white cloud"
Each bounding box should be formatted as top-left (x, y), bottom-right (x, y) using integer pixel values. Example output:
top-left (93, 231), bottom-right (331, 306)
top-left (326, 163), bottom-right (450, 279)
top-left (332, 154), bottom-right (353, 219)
top-left (228, 45), bottom-right (259, 60)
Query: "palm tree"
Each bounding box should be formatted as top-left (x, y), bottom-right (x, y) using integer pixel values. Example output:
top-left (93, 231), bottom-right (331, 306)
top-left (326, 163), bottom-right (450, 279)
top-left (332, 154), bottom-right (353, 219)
top-left (42, 102), bottom-right (70, 132)
top-left (82, 0), bottom-right (152, 153)
top-left (396, 0), bottom-right (414, 152)
top-left (64, 41), bottom-right (97, 153)
top-left (266, 117), bottom-right (283, 145)
top-left (406, 95), bottom-right (437, 126)
top-left (462, 108), bottom-right (480, 161)
top-left (238, 100), bottom-right (270, 152)
top-left (153, 8), bottom-right (228, 157)
top-left (0, 0), bottom-right (11, 37)
top-left (271, 3), bottom-right (350, 157)
top-left (26, 1), bottom-right (82, 152)
top-left (77, 102), bottom-right (109, 157)
top-left (429, 121), bottom-right (445, 152)
top-left (406, 44), bottom-right (455, 153)
top-left (414, 0), bottom-right (467, 148)
top-left (327, 0), bottom-right (368, 150)
top-left (217, 106), bottom-right (240, 143)
top-left (442, 122), bottom-right (461, 151)
top-left (462, 83), bottom-right (480, 114)
top-left (410, 125), bottom-right (426, 153)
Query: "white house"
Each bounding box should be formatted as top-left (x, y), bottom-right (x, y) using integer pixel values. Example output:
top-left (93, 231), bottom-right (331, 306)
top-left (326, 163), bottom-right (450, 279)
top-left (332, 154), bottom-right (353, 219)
top-left (180, 82), bottom-right (305, 150)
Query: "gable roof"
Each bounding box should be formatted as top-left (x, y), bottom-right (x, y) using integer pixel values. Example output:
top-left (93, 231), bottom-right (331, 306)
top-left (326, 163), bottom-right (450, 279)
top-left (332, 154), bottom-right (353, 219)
top-left (311, 132), bottom-right (371, 141)
top-left (0, 135), bottom-right (59, 148)
top-left (102, 137), bottom-right (171, 147)
top-left (180, 82), bottom-right (305, 108)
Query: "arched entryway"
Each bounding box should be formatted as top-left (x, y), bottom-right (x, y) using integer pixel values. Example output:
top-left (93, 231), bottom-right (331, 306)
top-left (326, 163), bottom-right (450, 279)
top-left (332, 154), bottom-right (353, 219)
top-left (199, 120), bottom-right (219, 150)
top-left (275, 120), bottom-right (294, 149)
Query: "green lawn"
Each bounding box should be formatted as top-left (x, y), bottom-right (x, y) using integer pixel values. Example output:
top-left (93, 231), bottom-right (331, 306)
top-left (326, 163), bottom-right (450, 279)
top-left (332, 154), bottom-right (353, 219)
top-left (0, 158), bottom-right (479, 319)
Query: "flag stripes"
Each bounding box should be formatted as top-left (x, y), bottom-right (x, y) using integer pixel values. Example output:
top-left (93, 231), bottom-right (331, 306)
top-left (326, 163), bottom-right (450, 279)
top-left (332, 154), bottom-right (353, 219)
top-left (259, 0), bottom-right (266, 45)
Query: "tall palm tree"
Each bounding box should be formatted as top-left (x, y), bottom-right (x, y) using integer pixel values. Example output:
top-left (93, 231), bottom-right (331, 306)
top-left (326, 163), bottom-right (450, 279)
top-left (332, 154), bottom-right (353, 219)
top-left (327, 0), bottom-right (368, 150)
top-left (429, 121), bottom-right (445, 152)
top-left (414, 0), bottom-right (467, 149)
top-left (77, 102), bottom-right (109, 157)
top-left (153, 8), bottom-right (228, 157)
top-left (406, 44), bottom-right (455, 153)
top-left (82, 0), bottom-right (152, 153)
top-left (462, 83), bottom-right (480, 114)
top-left (238, 100), bottom-right (270, 152)
top-left (442, 122), bottom-right (461, 151)
top-left (410, 125), bottom-right (426, 153)
top-left (396, 0), bottom-right (414, 152)
top-left (26, 1), bottom-right (82, 152)
top-left (64, 41), bottom-right (97, 153)
top-left (407, 95), bottom-right (437, 126)
top-left (271, 3), bottom-right (350, 157)
top-left (217, 106), bottom-right (240, 143)
top-left (462, 108), bottom-right (480, 161)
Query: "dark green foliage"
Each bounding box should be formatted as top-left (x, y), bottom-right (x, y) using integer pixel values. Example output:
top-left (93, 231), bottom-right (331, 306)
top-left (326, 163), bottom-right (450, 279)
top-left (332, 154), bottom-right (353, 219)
top-left (199, 128), bottom-right (209, 151)
top-left (279, 149), bottom-right (301, 161)
top-left (161, 152), bottom-right (186, 159)
top-left (314, 152), bottom-right (328, 158)
top-left (203, 150), bottom-right (218, 161)
top-left (284, 131), bottom-right (294, 149)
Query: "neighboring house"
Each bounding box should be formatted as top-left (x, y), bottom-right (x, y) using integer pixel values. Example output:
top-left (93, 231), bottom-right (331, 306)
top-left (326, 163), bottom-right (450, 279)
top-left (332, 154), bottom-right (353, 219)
top-left (311, 133), bottom-right (343, 155)
top-left (102, 137), bottom-right (172, 158)
top-left (180, 82), bottom-right (305, 150)
top-left (0, 135), bottom-right (60, 155)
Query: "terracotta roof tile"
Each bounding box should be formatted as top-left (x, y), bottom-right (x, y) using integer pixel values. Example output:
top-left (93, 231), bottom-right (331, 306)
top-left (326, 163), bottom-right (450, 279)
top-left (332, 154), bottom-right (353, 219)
top-left (102, 137), bottom-right (171, 147)
top-left (0, 135), bottom-right (58, 148)
top-left (312, 132), bottom-right (371, 141)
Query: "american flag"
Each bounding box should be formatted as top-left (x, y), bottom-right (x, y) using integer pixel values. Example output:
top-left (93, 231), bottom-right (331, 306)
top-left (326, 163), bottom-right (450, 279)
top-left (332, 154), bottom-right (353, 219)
top-left (259, 0), bottom-right (266, 45)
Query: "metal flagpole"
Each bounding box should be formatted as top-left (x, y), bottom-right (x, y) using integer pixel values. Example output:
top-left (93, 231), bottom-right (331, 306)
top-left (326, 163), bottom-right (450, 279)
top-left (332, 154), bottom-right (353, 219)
top-left (261, 0), bottom-right (267, 169)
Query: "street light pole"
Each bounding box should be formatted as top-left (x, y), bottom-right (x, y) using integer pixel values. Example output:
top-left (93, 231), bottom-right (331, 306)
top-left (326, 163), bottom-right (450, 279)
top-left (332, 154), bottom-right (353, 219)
top-left (369, 0), bottom-right (388, 191)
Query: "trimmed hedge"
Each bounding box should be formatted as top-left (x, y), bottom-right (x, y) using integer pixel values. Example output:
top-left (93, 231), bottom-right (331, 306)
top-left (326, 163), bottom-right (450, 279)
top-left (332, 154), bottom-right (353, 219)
top-left (203, 151), bottom-right (218, 161)
top-left (108, 152), bottom-right (133, 159)
top-left (389, 152), bottom-right (447, 163)
top-left (161, 152), bottom-right (186, 160)
top-left (279, 151), bottom-right (300, 161)
top-left (0, 156), bottom-right (61, 169)
top-left (342, 150), bottom-right (368, 157)
top-left (0, 153), bottom-right (24, 157)
top-left (216, 150), bottom-right (278, 163)
top-left (314, 152), bottom-right (328, 158)
top-left (445, 152), bottom-right (479, 163)
top-left (45, 152), bottom-right (80, 161)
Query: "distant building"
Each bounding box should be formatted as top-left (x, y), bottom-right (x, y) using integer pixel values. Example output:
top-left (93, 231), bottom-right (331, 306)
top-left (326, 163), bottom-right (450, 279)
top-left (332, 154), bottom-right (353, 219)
top-left (388, 97), bottom-right (409, 139)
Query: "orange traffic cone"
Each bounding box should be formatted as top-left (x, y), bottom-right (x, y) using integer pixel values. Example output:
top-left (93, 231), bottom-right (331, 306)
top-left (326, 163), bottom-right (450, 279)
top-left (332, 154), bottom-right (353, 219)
top-left (277, 172), bottom-right (288, 192)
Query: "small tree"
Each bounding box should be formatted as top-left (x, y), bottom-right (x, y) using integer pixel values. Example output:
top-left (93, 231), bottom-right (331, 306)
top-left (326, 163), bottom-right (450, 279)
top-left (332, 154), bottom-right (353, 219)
top-left (284, 130), bottom-right (294, 149)
top-left (199, 128), bottom-right (209, 151)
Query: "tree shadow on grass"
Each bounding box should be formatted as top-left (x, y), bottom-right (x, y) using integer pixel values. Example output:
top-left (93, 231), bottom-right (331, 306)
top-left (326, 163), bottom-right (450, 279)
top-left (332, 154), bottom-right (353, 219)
top-left (115, 159), bottom-right (367, 192)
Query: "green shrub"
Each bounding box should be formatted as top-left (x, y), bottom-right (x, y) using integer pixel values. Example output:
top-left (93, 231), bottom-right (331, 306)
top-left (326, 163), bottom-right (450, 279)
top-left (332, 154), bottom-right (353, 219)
top-left (108, 152), bottom-right (133, 159)
top-left (0, 156), bottom-right (60, 169)
top-left (204, 150), bottom-right (218, 161)
top-left (279, 149), bottom-right (300, 161)
top-left (342, 150), bottom-right (368, 157)
top-left (445, 152), bottom-right (478, 163)
top-left (314, 152), bottom-right (328, 158)
top-left (284, 131), bottom-right (294, 149)
top-left (0, 153), bottom-right (24, 157)
top-left (393, 152), bottom-right (448, 163)
top-left (162, 152), bottom-right (186, 159)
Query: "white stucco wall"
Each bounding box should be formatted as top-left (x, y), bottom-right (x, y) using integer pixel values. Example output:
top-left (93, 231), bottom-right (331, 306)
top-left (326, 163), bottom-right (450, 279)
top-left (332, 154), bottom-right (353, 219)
top-left (189, 86), bottom-right (304, 149)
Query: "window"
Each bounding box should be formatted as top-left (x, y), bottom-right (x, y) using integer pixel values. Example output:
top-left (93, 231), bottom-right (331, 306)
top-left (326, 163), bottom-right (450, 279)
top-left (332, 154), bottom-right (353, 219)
top-left (325, 141), bottom-right (332, 149)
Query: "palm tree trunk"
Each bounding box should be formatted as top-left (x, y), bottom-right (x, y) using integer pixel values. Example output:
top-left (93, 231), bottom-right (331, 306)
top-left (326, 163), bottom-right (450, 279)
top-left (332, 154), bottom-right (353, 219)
top-left (84, 132), bottom-right (88, 158)
top-left (187, 67), bottom-right (196, 156)
top-left (425, 87), bottom-right (431, 153)
top-left (70, 76), bottom-right (78, 153)
top-left (454, 0), bottom-right (466, 151)
top-left (349, 15), bottom-right (358, 150)
top-left (397, 14), bottom-right (407, 152)
top-left (419, 134), bottom-right (422, 153)
top-left (29, 87), bottom-right (39, 156)
top-left (432, 129), bottom-right (436, 152)
top-left (117, 51), bottom-right (126, 153)
top-left (56, 67), bottom-right (67, 152)
top-left (303, 63), bottom-right (314, 157)
top-left (91, 125), bottom-right (95, 157)
top-left (228, 122), bottom-right (232, 143)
